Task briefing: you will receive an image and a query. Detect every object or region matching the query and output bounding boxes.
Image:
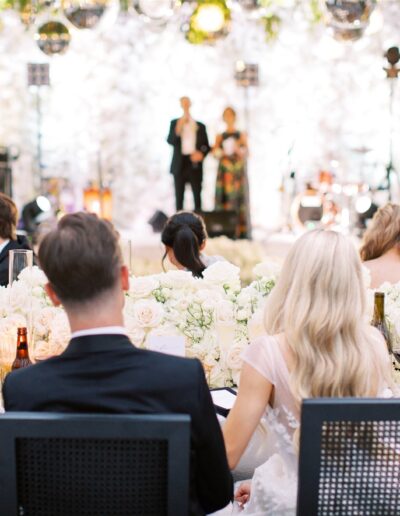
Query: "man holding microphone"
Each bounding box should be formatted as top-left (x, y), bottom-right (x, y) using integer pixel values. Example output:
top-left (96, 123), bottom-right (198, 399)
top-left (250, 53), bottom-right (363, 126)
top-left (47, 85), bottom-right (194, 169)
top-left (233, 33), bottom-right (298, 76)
top-left (167, 96), bottom-right (210, 211)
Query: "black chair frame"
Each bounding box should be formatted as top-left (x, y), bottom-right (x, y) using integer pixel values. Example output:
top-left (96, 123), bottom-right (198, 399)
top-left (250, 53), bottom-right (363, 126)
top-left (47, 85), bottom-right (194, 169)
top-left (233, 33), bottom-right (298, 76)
top-left (297, 398), bottom-right (400, 516)
top-left (0, 412), bottom-right (190, 516)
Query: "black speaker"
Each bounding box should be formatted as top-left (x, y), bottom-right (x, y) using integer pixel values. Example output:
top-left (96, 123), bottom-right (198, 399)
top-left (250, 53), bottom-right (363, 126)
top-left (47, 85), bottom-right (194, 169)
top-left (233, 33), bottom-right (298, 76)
top-left (201, 211), bottom-right (238, 239)
top-left (148, 210), bottom-right (169, 233)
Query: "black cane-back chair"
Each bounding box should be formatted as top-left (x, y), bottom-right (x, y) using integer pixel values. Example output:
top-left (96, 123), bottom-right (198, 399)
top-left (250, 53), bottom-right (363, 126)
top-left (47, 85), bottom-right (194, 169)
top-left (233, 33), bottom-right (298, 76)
top-left (0, 412), bottom-right (190, 516)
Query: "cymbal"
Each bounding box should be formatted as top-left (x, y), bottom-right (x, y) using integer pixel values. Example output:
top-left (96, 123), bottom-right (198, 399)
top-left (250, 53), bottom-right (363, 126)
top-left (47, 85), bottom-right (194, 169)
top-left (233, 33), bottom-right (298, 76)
top-left (350, 146), bottom-right (373, 154)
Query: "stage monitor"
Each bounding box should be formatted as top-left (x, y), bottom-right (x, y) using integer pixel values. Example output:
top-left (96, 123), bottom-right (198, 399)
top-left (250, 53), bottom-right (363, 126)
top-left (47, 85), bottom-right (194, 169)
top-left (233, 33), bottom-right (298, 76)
top-left (201, 210), bottom-right (238, 240)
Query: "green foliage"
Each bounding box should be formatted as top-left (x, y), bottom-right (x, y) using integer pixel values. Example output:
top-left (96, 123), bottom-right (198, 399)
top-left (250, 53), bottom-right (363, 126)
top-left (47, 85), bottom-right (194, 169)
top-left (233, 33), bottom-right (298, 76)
top-left (261, 13), bottom-right (281, 42)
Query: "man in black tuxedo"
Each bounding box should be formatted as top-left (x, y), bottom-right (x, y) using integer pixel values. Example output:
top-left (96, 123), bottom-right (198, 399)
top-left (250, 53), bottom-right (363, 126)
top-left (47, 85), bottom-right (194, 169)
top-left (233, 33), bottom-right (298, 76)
top-left (2, 212), bottom-right (232, 515)
top-left (167, 96), bottom-right (210, 211)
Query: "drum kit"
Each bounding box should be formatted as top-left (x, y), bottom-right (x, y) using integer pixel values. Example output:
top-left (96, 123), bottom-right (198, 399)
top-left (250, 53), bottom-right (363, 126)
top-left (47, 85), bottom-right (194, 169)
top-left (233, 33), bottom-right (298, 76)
top-left (289, 148), bottom-right (380, 236)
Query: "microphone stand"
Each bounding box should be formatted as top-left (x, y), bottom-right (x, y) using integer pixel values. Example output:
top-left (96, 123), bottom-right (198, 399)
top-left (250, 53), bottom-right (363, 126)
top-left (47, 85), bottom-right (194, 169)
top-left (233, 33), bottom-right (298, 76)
top-left (383, 49), bottom-right (400, 201)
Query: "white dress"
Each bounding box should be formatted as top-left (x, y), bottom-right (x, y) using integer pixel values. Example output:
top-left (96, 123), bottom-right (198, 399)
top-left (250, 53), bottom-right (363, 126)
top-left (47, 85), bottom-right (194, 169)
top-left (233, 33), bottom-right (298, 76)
top-left (232, 332), bottom-right (391, 516)
top-left (239, 336), bottom-right (299, 515)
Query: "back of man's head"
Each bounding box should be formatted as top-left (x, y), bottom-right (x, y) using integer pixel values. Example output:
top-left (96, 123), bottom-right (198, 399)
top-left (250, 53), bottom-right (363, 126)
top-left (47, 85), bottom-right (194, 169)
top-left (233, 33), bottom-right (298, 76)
top-left (39, 212), bottom-right (122, 307)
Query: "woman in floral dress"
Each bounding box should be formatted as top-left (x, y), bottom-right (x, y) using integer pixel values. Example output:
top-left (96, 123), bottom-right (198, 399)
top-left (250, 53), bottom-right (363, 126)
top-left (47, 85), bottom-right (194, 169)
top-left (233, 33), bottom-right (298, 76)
top-left (213, 107), bottom-right (251, 239)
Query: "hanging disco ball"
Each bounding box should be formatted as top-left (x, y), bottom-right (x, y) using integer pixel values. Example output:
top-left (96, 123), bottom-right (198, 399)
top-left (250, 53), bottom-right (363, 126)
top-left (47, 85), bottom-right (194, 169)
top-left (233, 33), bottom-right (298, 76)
top-left (325, 0), bottom-right (376, 41)
top-left (35, 21), bottom-right (71, 55)
top-left (63, 0), bottom-right (108, 29)
top-left (236, 0), bottom-right (261, 10)
top-left (133, 0), bottom-right (178, 24)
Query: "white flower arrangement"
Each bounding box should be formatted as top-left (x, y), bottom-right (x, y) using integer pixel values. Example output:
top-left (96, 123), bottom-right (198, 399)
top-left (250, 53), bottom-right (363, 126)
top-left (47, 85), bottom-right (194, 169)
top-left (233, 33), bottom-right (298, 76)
top-left (0, 262), bottom-right (280, 387)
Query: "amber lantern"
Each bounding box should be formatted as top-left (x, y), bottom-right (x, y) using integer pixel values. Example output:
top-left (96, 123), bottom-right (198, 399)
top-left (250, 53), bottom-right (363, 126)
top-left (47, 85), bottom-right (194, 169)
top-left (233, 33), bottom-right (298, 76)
top-left (83, 183), bottom-right (112, 220)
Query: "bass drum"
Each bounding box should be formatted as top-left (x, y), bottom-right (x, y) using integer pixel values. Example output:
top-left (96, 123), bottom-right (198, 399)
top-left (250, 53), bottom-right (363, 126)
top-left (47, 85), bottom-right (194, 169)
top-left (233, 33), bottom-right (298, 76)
top-left (290, 189), bottom-right (325, 230)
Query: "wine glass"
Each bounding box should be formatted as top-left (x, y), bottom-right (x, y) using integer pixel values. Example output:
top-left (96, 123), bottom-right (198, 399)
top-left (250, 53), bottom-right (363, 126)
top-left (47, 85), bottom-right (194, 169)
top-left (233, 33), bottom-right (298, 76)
top-left (8, 249), bottom-right (34, 357)
top-left (8, 249), bottom-right (33, 285)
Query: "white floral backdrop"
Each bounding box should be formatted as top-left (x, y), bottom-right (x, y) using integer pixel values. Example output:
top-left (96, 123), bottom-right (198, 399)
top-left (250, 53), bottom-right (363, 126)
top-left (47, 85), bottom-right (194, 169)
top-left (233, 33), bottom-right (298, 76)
top-left (0, 1), bottom-right (400, 231)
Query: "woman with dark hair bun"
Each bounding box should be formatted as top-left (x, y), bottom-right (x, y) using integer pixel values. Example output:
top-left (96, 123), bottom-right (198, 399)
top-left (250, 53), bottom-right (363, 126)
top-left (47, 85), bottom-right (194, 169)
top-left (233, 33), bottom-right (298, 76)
top-left (161, 211), bottom-right (224, 278)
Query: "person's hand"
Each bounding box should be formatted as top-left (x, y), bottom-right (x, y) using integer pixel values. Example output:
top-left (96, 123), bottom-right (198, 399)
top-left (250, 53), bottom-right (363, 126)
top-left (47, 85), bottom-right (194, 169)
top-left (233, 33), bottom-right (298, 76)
top-left (175, 115), bottom-right (190, 135)
top-left (190, 150), bottom-right (204, 163)
top-left (235, 481), bottom-right (251, 507)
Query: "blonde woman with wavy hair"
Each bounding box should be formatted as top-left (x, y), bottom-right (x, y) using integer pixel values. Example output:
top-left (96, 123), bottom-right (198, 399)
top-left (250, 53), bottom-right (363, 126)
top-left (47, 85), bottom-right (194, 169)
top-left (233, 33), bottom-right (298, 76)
top-left (360, 203), bottom-right (400, 288)
top-left (223, 230), bottom-right (391, 514)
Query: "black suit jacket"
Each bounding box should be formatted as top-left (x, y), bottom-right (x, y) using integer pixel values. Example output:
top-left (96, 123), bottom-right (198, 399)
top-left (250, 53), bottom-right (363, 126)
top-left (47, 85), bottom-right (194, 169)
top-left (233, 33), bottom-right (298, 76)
top-left (3, 334), bottom-right (233, 515)
top-left (0, 235), bottom-right (34, 287)
top-left (167, 119), bottom-right (210, 176)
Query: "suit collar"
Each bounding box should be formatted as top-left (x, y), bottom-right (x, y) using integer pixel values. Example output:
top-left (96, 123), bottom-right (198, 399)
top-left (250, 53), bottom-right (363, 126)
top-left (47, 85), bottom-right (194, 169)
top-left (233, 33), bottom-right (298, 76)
top-left (0, 237), bottom-right (31, 263)
top-left (0, 240), bottom-right (11, 263)
top-left (61, 334), bottom-right (135, 356)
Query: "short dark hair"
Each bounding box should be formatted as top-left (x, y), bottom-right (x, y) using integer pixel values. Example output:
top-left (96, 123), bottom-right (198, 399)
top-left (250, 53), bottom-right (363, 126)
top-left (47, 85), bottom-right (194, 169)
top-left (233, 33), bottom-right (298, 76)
top-left (161, 211), bottom-right (207, 278)
top-left (0, 193), bottom-right (17, 240)
top-left (38, 212), bottom-right (122, 304)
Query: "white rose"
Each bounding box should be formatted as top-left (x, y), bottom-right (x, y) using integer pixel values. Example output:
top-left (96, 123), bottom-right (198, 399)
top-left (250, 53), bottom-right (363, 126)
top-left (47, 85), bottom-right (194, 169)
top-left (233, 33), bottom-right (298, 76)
top-left (248, 308), bottom-right (266, 341)
top-left (203, 262), bottom-right (241, 289)
top-left (129, 276), bottom-right (159, 299)
top-left (18, 266), bottom-right (47, 288)
top-left (158, 270), bottom-right (195, 289)
top-left (33, 340), bottom-right (52, 360)
top-left (34, 306), bottom-right (60, 338)
top-left (236, 307), bottom-right (252, 322)
top-left (209, 364), bottom-right (229, 388)
top-left (188, 326), bottom-right (205, 342)
top-left (48, 311), bottom-right (70, 353)
top-left (216, 300), bottom-right (235, 326)
top-left (225, 341), bottom-right (247, 370)
top-left (253, 260), bottom-right (281, 279)
top-left (200, 330), bottom-right (220, 357)
top-left (196, 289), bottom-right (223, 303)
top-left (0, 314), bottom-right (27, 339)
top-left (8, 281), bottom-right (31, 312)
top-left (32, 286), bottom-right (45, 298)
top-left (133, 299), bottom-right (164, 328)
top-left (186, 343), bottom-right (207, 360)
top-left (165, 308), bottom-right (186, 327)
top-left (126, 327), bottom-right (146, 347)
top-left (169, 297), bottom-right (190, 311)
top-left (236, 290), bottom-right (253, 306)
top-left (0, 287), bottom-right (9, 316)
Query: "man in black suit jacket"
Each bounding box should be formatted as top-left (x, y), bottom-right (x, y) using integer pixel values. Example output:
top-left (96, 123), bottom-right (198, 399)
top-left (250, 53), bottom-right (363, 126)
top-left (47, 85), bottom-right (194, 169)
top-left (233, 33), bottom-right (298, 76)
top-left (167, 96), bottom-right (210, 211)
top-left (2, 212), bottom-right (232, 515)
top-left (0, 193), bottom-right (34, 286)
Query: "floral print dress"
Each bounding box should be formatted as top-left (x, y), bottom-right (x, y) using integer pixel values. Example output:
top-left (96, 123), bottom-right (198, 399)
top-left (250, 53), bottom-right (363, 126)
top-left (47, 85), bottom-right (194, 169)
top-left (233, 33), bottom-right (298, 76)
top-left (215, 131), bottom-right (251, 239)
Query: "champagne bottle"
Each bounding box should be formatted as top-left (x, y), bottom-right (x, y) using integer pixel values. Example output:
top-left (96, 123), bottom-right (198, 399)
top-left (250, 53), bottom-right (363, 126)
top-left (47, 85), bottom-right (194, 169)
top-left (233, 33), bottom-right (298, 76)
top-left (371, 292), bottom-right (392, 354)
top-left (11, 327), bottom-right (32, 370)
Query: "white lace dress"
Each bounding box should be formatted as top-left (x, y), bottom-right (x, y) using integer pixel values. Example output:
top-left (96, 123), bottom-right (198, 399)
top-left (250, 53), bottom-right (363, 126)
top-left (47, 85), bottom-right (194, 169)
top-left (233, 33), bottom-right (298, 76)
top-left (230, 332), bottom-right (391, 515)
top-left (238, 335), bottom-right (300, 515)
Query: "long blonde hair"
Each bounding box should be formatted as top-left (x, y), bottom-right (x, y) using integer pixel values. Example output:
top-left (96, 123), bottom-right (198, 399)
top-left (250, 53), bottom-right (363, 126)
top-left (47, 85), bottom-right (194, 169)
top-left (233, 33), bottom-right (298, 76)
top-left (265, 229), bottom-right (389, 402)
top-left (360, 203), bottom-right (400, 261)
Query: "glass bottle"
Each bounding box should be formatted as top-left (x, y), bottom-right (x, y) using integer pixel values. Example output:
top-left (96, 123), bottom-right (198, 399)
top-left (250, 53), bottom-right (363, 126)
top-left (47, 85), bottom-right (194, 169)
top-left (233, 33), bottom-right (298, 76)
top-left (11, 327), bottom-right (32, 370)
top-left (371, 292), bottom-right (392, 354)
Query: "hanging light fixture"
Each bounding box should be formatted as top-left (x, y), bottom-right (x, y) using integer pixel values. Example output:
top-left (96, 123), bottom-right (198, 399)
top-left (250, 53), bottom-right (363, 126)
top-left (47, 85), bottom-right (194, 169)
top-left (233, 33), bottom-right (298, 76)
top-left (35, 21), bottom-right (71, 55)
top-left (325, 0), bottom-right (376, 41)
top-left (186, 0), bottom-right (231, 44)
top-left (63, 0), bottom-right (109, 29)
top-left (132, 0), bottom-right (179, 25)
